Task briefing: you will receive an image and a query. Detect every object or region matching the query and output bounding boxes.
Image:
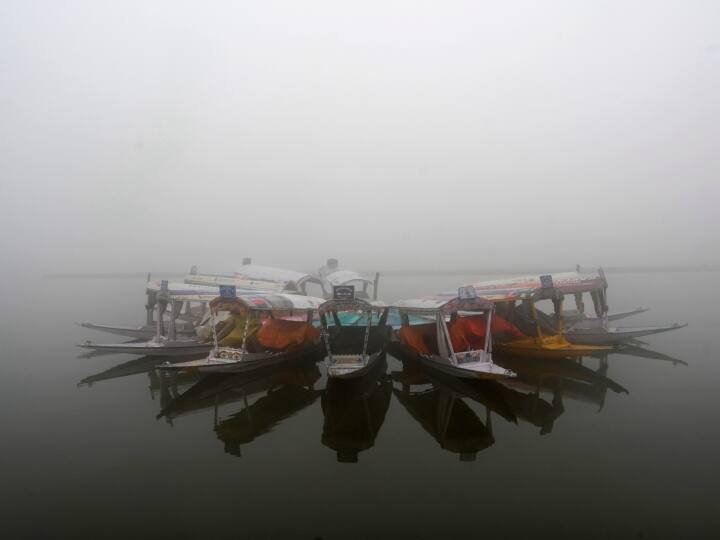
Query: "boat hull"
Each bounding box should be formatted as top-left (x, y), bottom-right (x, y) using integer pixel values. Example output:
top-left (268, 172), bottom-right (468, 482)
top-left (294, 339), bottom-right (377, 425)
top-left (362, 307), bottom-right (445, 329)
top-left (565, 323), bottom-right (687, 345)
top-left (77, 339), bottom-right (211, 357)
top-left (78, 322), bottom-right (195, 340)
top-left (418, 354), bottom-right (515, 380)
top-left (564, 307), bottom-right (649, 327)
top-left (157, 345), bottom-right (321, 373)
top-left (494, 336), bottom-right (611, 358)
top-left (327, 351), bottom-right (383, 380)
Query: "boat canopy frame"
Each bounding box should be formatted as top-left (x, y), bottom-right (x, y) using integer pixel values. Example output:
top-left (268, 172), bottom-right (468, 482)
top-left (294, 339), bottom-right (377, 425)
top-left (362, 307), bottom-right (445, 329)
top-left (318, 298), bottom-right (389, 366)
top-left (392, 294), bottom-right (495, 366)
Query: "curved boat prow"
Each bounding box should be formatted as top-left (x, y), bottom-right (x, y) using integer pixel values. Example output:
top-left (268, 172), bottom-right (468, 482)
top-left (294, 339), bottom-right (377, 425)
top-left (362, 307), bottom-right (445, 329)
top-left (566, 322), bottom-right (688, 345)
top-left (607, 307), bottom-right (650, 322)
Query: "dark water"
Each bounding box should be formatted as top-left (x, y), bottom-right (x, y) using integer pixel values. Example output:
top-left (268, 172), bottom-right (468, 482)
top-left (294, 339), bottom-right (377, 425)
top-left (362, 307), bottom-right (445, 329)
top-left (1, 272), bottom-right (718, 539)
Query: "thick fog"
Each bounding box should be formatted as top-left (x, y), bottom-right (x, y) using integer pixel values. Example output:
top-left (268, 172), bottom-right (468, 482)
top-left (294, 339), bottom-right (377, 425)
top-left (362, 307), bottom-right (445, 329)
top-left (1, 1), bottom-right (718, 275)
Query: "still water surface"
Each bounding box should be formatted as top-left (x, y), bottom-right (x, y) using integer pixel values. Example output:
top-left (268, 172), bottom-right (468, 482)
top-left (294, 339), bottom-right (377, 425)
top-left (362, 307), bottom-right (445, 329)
top-left (0, 272), bottom-right (718, 539)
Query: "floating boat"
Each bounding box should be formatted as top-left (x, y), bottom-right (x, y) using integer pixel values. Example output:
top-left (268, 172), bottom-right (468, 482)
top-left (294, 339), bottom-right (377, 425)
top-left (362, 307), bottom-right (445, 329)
top-left (564, 323), bottom-right (687, 345)
top-left (184, 260), bottom-right (327, 297)
top-left (320, 288), bottom-right (391, 379)
top-left (157, 290), bottom-right (324, 373)
top-left (321, 357), bottom-right (391, 462)
top-left (317, 258), bottom-right (380, 300)
top-left (391, 287), bottom-right (516, 380)
top-left (77, 278), bottom-right (214, 340)
top-left (77, 282), bottom-right (236, 357)
top-left (464, 269), bottom-right (686, 346)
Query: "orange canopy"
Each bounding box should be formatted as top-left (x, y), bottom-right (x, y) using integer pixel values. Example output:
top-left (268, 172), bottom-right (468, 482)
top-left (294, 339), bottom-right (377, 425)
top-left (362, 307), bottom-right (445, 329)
top-left (399, 324), bottom-right (437, 355)
top-left (256, 319), bottom-right (320, 351)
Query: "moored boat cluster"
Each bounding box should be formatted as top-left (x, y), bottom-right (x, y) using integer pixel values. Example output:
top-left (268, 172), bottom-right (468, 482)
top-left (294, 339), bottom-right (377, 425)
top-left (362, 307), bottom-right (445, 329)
top-left (77, 259), bottom-right (687, 381)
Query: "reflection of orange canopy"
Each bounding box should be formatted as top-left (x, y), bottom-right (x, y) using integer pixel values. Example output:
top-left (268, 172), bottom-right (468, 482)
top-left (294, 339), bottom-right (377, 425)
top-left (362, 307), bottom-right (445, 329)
top-left (256, 319), bottom-right (319, 351)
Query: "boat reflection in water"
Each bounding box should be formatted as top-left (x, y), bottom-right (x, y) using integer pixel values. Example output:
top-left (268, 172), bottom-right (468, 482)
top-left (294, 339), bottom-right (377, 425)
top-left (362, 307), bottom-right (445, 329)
top-left (494, 352), bottom-right (628, 416)
top-left (389, 346), bottom-right (634, 453)
top-left (77, 335), bottom-right (687, 460)
top-left (390, 355), bottom-right (498, 461)
top-left (320, 355), bottom-right (392, 463)
top-left (157, 355), bottom-right (323, 456)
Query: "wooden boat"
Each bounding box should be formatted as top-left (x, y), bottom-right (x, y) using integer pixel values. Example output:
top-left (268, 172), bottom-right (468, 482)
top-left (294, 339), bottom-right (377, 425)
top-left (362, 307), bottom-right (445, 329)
top-left (565, 323), bottom-right (687, 345)
top-left (77, 282), bottom-right (236, 357)
top-left (317, 258), bottom-right (380, 300)
top-left (321, 357), bottom-right (391, 462)
top-left (391, 288), bottom-right (516, 380)
top-left (184, 261), bottom-right (327, 297)
top-left (157, 290), bottom-right (324, 373)
top-left (464, 269), bottom-right (686, 346)
top-left (450, 273), bottom-right (616, 355)
top-left (77, 279), bottom-right (219, 340)
top-left (320, 289), bottom-right (391, 380)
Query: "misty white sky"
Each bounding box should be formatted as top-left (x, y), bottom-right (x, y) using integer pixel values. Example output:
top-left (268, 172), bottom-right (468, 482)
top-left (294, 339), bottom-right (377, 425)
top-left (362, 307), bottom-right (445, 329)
top-left (1, 0), bottom-right (718, 274)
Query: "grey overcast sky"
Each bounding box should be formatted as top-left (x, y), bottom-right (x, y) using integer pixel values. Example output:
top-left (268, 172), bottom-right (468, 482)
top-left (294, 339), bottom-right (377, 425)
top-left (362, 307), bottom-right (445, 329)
top-left (1, 0), bottom-right (718, 274)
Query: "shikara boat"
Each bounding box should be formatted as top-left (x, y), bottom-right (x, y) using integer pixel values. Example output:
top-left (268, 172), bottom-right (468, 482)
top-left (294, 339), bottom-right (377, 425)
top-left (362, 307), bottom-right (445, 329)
top-left (157, 290), bottom-right (324, 373)
top-left (466, 269), bottom-right (686, 346)
top-left (391, 288), bottom-right (516, 380)
top-left (321, 357), bottom-right (391, 462)
top-left (184, 261), bottom-right (327, 297)
top-left (317, 258), bottom-right (380, 300)
top-left (565, 322), bottom-right (687, 344)
top-left (77, 278), bottom-right (213, 340)
top-left (464, 288), bottom-right (613, 358)
top-left (319, 289), bottom-right (391, 379)
top-left (77, 282), bottom-right (237, 357)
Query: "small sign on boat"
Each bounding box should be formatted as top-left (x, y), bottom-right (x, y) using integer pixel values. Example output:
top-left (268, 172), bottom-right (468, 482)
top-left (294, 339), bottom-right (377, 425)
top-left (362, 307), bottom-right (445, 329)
top-left (540, 274), bottom-right (554, 289)
top-left (219, 285), bottom-right (237, 298)
top-left (458, 285), bottom-right (477, 299)
top-left (333, 285), bottom-right (355, 301)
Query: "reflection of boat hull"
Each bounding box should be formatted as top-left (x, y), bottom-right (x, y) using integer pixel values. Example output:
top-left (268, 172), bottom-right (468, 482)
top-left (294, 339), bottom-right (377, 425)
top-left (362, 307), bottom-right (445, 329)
top-left (565, 324), bottom-right (687, 345)
top-left (158, 345), bottom-right (321, 373)
top-left (78, 321), bottom-right (194, 340)
top-left (77, 339), bottom-right (211, 357)
top-left (327, 351), bottom-right (384, 379)
top-left (494, 336), bottom-right (610, 358)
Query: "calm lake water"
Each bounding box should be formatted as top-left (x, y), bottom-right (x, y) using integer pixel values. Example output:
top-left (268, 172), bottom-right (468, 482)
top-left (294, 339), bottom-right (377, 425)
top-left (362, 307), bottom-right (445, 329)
top-left (1, 272), bottom-right (718, 539)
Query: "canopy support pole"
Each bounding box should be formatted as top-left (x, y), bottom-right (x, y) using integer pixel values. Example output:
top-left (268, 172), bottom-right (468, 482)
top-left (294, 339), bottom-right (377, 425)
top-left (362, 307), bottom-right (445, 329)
top-left (210, 309), bottom-right (219, 352)
top-left (484, 309), bottom-right (493, 359)
top-left (240, 314), bottom-right (251, 354)
top-left (530, 299), bottom-right (544, 344)
top-left (361, 309), bottom-right (372, 360)
top-left (146, 291), bottom-right (157, 326)
top-left (439, 314), bottom-right (456, 364)
top-left (321, 313), bottom-right (333, 363)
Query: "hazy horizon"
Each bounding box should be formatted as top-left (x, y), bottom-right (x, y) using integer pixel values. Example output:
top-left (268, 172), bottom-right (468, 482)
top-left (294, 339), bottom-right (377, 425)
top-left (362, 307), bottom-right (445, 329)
top-left (2, 1), bottom-right (718, 276)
